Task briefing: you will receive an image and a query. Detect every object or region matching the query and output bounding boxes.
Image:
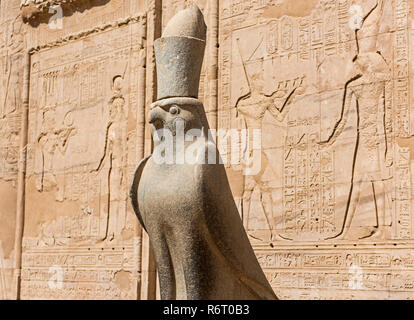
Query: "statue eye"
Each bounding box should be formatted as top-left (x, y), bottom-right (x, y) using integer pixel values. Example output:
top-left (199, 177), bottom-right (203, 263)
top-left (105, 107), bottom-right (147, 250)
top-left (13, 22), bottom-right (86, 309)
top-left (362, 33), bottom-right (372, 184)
top-left (169, 106), bottom-right (180, 115)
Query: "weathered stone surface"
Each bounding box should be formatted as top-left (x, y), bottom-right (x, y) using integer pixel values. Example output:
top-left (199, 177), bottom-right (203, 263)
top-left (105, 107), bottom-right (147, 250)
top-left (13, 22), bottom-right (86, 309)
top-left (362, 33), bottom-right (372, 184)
top-left (155, 6), bottom-right (206, 100)
top-left (0, 0), bottom-right (24, 300)
top-left (1, 0), bottom-right (147, 300)
top-left (154, 37), bottom-right (205, 99)
top-left (217, 0), bottom-right (414, 300)
top-left (1, 0), bottom-right (414, 300)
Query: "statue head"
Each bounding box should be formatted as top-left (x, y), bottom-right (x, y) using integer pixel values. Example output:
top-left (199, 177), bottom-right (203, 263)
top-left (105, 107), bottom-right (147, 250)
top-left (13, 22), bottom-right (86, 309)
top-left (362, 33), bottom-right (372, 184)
top-left (149, 97), bottom-right (209, 137)
top-left (151, 6), bottom-right (209, 141)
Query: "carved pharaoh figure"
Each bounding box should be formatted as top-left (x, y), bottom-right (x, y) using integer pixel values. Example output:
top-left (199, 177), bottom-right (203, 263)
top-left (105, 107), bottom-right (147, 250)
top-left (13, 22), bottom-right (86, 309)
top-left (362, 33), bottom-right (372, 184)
top-left (320, 0), bottom-right (393, 240)
top-left (130, 6), bottom-right (277, 300)
top-left (233, 41), bottom-right (306, 241)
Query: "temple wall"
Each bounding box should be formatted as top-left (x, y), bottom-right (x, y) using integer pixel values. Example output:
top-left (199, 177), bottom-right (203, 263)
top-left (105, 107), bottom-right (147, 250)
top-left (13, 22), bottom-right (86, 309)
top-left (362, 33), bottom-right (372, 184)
top-left (1, 0), bottom-right (414, 299)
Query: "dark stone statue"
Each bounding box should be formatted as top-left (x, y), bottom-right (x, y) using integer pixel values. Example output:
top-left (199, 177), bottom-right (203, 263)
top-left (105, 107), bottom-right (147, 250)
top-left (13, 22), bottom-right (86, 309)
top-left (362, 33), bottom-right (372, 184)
top-left (130, 5), bottom-right (277, 300)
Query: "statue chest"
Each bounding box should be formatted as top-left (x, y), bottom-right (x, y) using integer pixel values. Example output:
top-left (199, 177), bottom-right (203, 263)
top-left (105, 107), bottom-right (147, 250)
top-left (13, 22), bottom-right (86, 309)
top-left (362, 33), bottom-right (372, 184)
top-left (138, 160), bottom-right (204, 227)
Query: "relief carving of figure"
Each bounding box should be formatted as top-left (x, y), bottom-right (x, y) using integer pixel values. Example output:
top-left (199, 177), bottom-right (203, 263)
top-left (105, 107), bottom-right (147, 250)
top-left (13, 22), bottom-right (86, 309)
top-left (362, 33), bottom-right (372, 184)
top-left (1, 17), bottom-right (23, 118)
top-left (233, 41), bottom-right (306, 241)
top-left (94, 75), bottom-right (127, 241)
top-left (320, 0), bottom-right (393, 240)
top-left (36, 107), bottom-right (77, 200)
top-left (0, 118), bottom-right (19, 180)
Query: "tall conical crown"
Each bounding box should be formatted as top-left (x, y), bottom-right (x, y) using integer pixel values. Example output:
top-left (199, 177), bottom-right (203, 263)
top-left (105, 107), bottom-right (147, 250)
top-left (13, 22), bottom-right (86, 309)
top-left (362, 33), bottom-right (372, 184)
top-left (154, 6), bottom-right (207, 100)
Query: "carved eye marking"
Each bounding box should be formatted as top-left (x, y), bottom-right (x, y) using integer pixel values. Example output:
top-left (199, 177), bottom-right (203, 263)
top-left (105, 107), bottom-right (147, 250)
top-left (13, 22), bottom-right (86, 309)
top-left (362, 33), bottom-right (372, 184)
top-left (170, 105), bottom-right (180, 115)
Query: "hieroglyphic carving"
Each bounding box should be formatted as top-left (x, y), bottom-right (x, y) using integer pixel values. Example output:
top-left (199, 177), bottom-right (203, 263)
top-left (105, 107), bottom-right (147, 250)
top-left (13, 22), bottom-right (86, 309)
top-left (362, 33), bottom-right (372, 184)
top-left (395, 146), bottom-right (411, 239)
top-left (393, 0), bottom-right (410, 137)
top-left (283, 119), bottom-right (336, 239)
top-left (0, 12), bottom-right (24, 182)
top-left (0, 116), bottom-right (21, 181)
top-left (221, 0), bottom-right (358, 241)
top-left (26, 16), bottom-right (145, 239)
top-left (20, 240), bottom-right (140, 299)
top-left (393, 0), bottom-right (412, 240)
top-left (256, 246), bottom-right (414, 299)
top-left (219, 0), bottom-right (414, 299)
top-left (0, 0), bottom-right (25, 300)
top-left (21, 13), bottom-right (146, 299)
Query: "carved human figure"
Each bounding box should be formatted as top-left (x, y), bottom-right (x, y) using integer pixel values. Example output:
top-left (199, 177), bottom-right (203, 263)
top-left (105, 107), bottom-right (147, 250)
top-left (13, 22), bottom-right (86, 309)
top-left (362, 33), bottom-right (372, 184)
top-left (36, 108), bottom-right (59, 191)
top-left (95, 75), bottom-right (127, 241)
top-left (320, 0), bottom-right (393, 240)
top-left (36, 108), bottom-right (76, 199)
top-left (1, 17), bottom-right (23, 118)
top-left (234, 53), bottom-right (305, 241)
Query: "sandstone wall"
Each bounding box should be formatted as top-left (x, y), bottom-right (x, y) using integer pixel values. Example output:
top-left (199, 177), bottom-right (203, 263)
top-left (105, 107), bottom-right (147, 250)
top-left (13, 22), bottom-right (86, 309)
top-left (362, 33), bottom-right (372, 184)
top-left (0, 0), bottom-right (24, 300)
top-left (1, 0), bottom-right (414, 300)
